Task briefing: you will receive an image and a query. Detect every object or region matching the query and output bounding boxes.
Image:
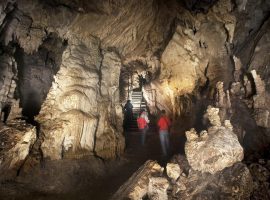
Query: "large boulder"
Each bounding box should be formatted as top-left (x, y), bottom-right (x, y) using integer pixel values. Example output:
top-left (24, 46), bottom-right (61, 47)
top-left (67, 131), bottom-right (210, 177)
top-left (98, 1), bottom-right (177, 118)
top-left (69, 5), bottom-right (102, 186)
top-left (185, 106), bottom-right (244, 174)
top-left (112, 160), bottom-right (164, 200)
top-left (148, 177), bottom-right (169, 200)
top-left (170, 155), bottom-right (253, 199)
top-left (0, 120), bottom-right (36, 180)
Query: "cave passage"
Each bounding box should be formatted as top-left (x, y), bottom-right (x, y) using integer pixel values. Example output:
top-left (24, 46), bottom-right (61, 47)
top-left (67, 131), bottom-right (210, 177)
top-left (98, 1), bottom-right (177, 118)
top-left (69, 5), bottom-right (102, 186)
top-left (0, 0), bottom-right (270, 199)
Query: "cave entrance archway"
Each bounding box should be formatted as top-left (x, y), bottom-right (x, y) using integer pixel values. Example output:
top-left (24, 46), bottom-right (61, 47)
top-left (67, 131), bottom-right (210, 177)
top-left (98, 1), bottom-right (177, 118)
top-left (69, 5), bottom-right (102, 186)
top-left (120, 65), bottom-right (174, 166)
top-left (121, 67), bottom-right (154, 122)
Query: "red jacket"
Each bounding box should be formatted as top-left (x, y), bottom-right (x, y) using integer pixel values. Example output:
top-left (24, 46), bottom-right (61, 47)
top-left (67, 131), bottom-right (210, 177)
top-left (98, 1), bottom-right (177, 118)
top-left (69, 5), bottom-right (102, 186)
top-left (137, 117), bottom-right (147, 129)
top-left (158, 116), bottom-right (171, 131)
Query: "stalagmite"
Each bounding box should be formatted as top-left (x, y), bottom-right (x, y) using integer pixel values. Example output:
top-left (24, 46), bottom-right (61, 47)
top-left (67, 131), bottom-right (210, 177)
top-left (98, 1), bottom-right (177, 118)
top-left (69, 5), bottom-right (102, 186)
top-left (251, 70), bottom-right (270, 128)
top-left (185, 106), bottom-right (244, 174)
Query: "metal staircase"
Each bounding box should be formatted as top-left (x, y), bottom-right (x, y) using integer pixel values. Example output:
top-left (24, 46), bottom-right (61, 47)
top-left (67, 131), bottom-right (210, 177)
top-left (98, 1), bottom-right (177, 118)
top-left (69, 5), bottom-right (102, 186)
top-left (131, 91), bottom-right (146, 117)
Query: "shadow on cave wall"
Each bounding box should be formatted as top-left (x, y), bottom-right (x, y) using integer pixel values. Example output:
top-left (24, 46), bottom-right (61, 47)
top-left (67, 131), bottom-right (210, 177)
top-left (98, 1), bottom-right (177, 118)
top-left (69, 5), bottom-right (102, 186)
top-left (14, 34), bottom-right (67, 122)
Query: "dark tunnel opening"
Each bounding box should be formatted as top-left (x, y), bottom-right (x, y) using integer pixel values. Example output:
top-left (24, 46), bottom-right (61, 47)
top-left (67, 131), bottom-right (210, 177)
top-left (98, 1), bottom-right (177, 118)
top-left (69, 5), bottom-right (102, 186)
top-left (14, 34), bottom-right (67, 121)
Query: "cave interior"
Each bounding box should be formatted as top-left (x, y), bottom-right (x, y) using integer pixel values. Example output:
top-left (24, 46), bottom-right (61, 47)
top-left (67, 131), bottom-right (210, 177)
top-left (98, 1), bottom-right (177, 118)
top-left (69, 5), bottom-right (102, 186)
top-left (0, 0), bottom-right (270, 199)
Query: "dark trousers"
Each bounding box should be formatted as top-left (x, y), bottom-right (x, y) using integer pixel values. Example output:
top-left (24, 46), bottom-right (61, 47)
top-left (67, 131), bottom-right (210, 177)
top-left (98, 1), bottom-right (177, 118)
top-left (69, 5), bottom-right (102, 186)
top-left (1, 104), bottom-right (11, 123)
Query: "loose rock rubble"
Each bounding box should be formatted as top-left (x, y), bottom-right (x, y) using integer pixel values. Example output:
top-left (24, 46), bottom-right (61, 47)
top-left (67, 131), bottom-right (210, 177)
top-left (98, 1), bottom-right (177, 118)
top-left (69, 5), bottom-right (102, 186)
top-left (112, 155), bottom-right (254, 200)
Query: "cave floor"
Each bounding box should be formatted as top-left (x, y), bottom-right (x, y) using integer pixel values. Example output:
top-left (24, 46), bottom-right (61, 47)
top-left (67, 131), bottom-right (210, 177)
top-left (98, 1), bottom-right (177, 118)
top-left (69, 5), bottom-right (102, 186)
top-left (0, 118), bottom-right (188, 200)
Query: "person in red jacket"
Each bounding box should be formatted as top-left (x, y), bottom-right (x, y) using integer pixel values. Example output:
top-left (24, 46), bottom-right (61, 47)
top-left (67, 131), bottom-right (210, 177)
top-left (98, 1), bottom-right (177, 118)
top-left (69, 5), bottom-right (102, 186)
top-left (157, 110), bottom-right (171, 156)
top-left (137, 110), bottom-right (149, 145)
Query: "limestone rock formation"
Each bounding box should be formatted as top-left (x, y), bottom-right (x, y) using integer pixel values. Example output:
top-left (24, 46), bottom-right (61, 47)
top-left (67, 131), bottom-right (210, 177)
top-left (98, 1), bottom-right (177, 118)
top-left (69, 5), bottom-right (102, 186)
top-left (166, 163), bottom-right (182, 182)
top-left (148, 177), bottom-right (169, 200)
top-left (15, 35), bottom-right (66, 119)
top-left (36, 36), bottom-right (125, 160)
top-left (0, 120), bottom-right (36, 180)
top-left (170, 155), bottom-right (253, 199)
top-left (148, 0), bottom-right (236, 116)
top-left (185, 106), bottom-right (244, 174)
top-left (94, 51), bottom-right (125, 159)
top-left (112, 160), bottom-right (164, 200)
top-left (36, 36), bottom-right (100, 160)
top-left (0, 0), bottom-right (175, 60)
top-left (249, 159), bottom-right (270, 199)
top-left (0, 0), bottom-right (269, 198)
top-left (251, 70), bottom-right (270, 128)
top-left (0, 53), bottom-right (18, 121)
top-left (113, 156), bottom-right (253, 199)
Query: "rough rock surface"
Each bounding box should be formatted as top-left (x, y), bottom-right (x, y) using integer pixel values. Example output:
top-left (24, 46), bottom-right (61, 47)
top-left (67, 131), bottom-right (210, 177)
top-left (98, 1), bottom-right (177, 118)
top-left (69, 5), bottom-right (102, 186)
top-left (0, 0), bottom-right (175, 59)
top-left (0, 120), bottom-right (36, 180)
top-left (112, 160), bottom-right (164, 200)
top-left (249, 159), bottom-right (270, 199)
top-left (185, 106), bottom-right (244, 174)
top-left (151, 0), bottom-right (236, 116)
top-left (170, 155), bottom-right (253, 199)
top-left (166, 163), bottom-right (182, 182)
top-left (16, 34), bottom-right (66, 119)
top-left (36, 36), bottom-right (124, 160)
top-left (94, 50), bottom-right (125, 159)
top-left (0, 0), bottom-right (263, 119)
top-left (0, 1), bottom-right (269, 199)
top-left (0, 53), bottom-right (18, 121)
top-left (0, 0), bottom-right (269, 160)
top-left (148, 177), bottom-right (169, 200)
top-left (251, 70), bottom-right (270, 128)
top-left (113, 155), bottom-right (253, 199)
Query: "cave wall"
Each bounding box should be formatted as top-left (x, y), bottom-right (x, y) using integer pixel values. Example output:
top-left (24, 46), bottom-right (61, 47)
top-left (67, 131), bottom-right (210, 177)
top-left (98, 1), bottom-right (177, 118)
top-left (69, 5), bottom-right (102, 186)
top-left (150, 0), bottom-right (236, 117)
top-left (0, 0), bottom-right (269, 160)
top-left (36, 36), bottom-right (124, 160)
top-left (0, 53), bottom-right (17, 113)
top-left (15, 35), bottom-right (66, 119)
top-left (148, 0), bottom-right (270, 121)
top-left (0, 53), bottom-right (17, 120)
